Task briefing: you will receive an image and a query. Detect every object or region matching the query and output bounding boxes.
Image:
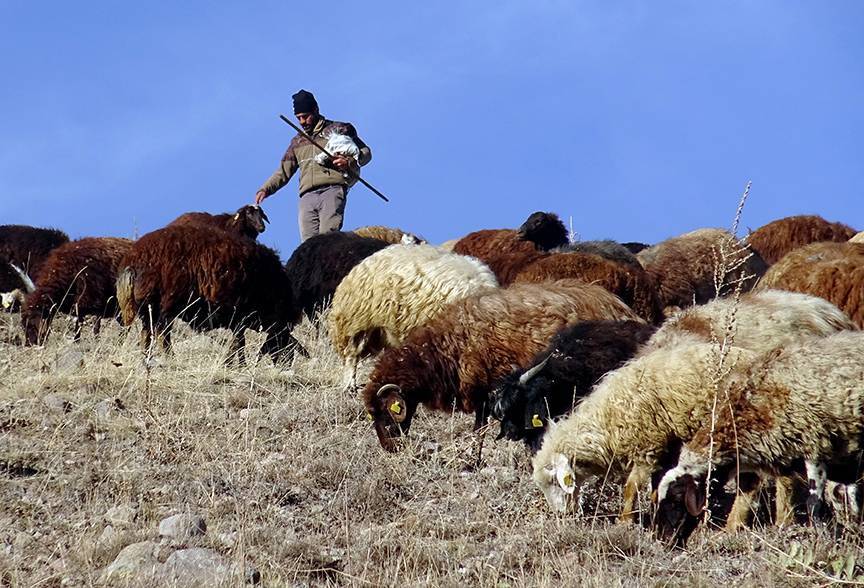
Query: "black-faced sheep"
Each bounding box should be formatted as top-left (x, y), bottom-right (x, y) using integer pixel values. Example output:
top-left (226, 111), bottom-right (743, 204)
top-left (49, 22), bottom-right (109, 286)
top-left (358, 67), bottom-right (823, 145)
top-left (755, 241), bottom-right (864, 327)
top-left (512, 252), bottom-right (663, 324)
top-left (327, 244), bottom-right (498, 386)
top-left (116, 225), bottom-right (302, 363)
top-left (363, 281), bottom-right (643, 452)
top-left (746, 214), bottom-right (856, 265)
top-left (1, 263), bottom-right (35, 312)
top-left (531, 342), bottom-right (756, 522)
top-left (622, 242), bottom-right (650, 254)
top-left (0, 224), bottom-right (69, 293)
top-left (452, 212), bottom-right (568, 263)
top-left (21, 237), bottom-right (132, 345)
top-left (656, 331), bottom-right (864, 545)
top-left (491, 320), bottom-right (658, 453)
top-left (283, 231), bottom-right (390, 319)
top-left (352, 225), bottom-right (424, 244)
top-left (636, 228), bottom-right (768, 314)
top-left (168, 204), bottom-right (269, 240)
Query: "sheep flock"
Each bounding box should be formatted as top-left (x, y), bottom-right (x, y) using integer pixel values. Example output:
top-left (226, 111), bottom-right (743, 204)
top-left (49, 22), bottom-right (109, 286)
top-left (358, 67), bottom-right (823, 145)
top-left (2, 208), bottom-right (864, 584)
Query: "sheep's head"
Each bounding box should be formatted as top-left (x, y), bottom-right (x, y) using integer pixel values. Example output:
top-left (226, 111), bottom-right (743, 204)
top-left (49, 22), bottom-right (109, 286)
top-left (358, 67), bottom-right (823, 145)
top-left (517, 211), bottom-right (568, 251)
top-left (533, 452), bottom-right (586, 513)
top-left (366, 383), bottom-right (416, 452)
top-left (653, 472), bottom-right (706, 547)
top-left (231, 205), bottom-right (269, 238)
top-left (491, 355), bottom-right (552, 450)
top-left (1, 290), bottom-right (25, 312)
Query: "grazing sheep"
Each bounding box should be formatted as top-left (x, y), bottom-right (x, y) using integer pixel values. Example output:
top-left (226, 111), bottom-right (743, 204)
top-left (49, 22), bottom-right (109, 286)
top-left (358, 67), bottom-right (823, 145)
top-left (328, 244), bottom-right (499, 385)
top-left (491, 320), bottom-right (658, 453)
top-left (283, 231), bottom-right (390, 319)
top-left (0, 224), bottom-right (69, 293)
top-left (1, 263), bottom-right (35, 312)
top-left (756, 241), bottom-right (864, 327)
top-left (850, 231), bottom-right (864, 244)
top-left (746, 215), bottom-right (856, 265)
top-left (21, 237), bottom-right (132, 345)
top-left (352, 225), bottom-right (424, 244)
top-left (363, 281), bottom-right (643, 452)
top-left (117, 225), bottom-right (302, 363)
top-left (453, 211), bottom-right (568, 263)
top-left (532, 342), bottom-right (756, 521)
top-left (555, 240), bottom-right (643, 271)
top-left (656, 331), bottom-right (864, 545)
top-left (168, 204), bottom-right (269, 240)
top-left (641, 289), bottom-right (858, 356)
top-left (637, 228), bottom-right (768, 313)
top-left (513, 252), bottom-right (663, 324)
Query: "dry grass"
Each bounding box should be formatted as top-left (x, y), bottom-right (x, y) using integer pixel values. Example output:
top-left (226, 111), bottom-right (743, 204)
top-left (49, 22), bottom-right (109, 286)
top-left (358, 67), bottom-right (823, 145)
top-left (1, 311), bottom-right (862, 587)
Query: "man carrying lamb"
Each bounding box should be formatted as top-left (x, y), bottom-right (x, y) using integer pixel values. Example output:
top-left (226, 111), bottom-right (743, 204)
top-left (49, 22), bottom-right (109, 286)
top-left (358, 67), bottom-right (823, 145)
top-left (255, 89), bottom-right (372, 242)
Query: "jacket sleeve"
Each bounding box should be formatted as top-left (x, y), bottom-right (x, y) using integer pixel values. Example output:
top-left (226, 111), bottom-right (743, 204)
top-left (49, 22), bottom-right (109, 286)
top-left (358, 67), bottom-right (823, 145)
top-left (259, 140), bottom-right (299, 196)
top-left (345, 123), bottom-right (372, 166)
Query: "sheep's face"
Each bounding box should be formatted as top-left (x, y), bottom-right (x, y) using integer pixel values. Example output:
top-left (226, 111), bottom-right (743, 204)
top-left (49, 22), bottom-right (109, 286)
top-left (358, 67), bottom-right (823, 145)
top-left (534, 452), bottom-right (580, 513)
top-left (233, 205), bottom-right (269, 236)
top-left (368, 384), bottom-right (415, 453)
top-left (1, 290), bottom-right (20, 311)
top-left (654, 473), bottom-right (705, 547)
top-left (517, 212), bottom-right (567, 250)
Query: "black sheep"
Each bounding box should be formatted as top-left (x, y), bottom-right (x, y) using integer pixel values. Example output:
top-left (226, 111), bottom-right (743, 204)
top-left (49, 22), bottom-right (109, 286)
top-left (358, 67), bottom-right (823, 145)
top-left (0, 224), bottom-right (69, 292)
top-left (168, 204), bottom-right (269, 241)
top-left (283, 231), bottom-right (390, 319)
top-left (491, 320), bottom-right (657, 452)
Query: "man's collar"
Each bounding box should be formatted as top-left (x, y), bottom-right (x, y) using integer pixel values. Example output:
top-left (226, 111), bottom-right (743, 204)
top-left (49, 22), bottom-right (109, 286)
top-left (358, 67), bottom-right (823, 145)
top-left (310, 116), bottom-right (327, 135)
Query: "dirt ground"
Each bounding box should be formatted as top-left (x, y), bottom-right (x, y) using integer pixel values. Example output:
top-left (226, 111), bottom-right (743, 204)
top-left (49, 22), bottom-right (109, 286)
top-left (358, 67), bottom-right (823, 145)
top-left (1, 312), bottom-right (862, 587)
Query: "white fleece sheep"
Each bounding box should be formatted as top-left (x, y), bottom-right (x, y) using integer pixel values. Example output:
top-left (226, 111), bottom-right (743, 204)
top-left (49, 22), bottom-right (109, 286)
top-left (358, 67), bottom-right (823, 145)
top-left (641, 289), bottom-right (858, 355)
top-left (328, 244), bottom-right (499, 385)
top-left (532, 341), bottom-right (757, 518)
top-left (657, 331), bottom-right (864, 533)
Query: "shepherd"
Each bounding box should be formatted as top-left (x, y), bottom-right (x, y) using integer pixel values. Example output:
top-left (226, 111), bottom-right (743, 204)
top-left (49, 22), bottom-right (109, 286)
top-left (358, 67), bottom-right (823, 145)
top-left (255, 89), bottom-right (372, 242)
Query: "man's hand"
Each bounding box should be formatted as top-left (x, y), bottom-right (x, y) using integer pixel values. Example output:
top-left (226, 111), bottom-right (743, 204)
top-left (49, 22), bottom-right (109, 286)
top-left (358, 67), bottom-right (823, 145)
top-left (254, 190), bottom-right (267, 205)
top-left (331, 155), bottom-right (352, 171)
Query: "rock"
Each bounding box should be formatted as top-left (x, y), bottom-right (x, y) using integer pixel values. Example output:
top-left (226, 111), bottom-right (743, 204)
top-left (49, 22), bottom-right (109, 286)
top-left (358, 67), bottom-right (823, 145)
top-left (105, 504), bottom-right (138, 527)
top-left (101, 541), bottom-right (161, 584)
top-left (159, 547), bottom-right (255, 586)
top-left (269, 403), bottom-right (293, 428)
top-left (54, 350), bottom-right (84, 373)
top-left (158, 513), bottom-right (207, 541)
top-left (97, 525), bottom-right (118, 546)
top-left (13, 531), bottom-right (34, 553)
top-left (94, 397), bottom-right (125, 418)
top-left (239, 408), bottom-right (261, 420)
top-left (42, 394), bottom-right (72, 413)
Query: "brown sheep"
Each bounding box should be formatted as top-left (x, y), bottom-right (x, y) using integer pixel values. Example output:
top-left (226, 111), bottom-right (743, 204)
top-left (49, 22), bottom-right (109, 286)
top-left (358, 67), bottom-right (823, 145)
top-left (363, 280), bottom-right (643, 452)
top-left (637, 228), bottom-right (768, 313)
top-left (0, 224), bottom-right (69, 293)
top-left (756, 241), bottom-right (864, 328)
top-left (747, 215), bottom-right (856, 265)
top-left (512, 252), bottom-right (663, 324)
top-left (483, 249), bottom-right (548, 286)
top-left (453, 211), bottom-right (568, 264)
top-left (21, 237), bottom-right (132, 345)
top-left (168, 205), bottom-right (269, 240)
top-left (352, 225), bottom-right (424, 244)
top-left (117, 225), bottom-right (302, 363)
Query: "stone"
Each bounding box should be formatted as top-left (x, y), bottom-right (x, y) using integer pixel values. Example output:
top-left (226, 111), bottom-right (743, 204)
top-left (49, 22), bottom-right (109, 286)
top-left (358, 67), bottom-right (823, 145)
top-left (42, 394), bottom-right (72, 413)
top-left (105, 504), bottom-right (138, 527)
top-left (158, 547), bottom-right (255, 586)
top-left (54, 350), bottom-right (84, 374)
top-left (95, 397), bottom-right (124, 418)
top-left (97, 525), bottom-right (118, 547)
top-left (101, 541), bottom-right (161, 584)
top-left (239, 408), bottom-right (261, 420)
top-left (158, 513), bottom-right (207, 541)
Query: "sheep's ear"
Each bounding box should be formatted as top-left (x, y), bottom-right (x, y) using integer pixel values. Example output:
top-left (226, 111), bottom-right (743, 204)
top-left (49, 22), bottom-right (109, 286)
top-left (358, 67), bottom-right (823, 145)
top-left (684, 477), bottom-right (705, 517)
top-left (382, 390), bottom-right (408, 424)
top-left (552, 453), bottom-right (576, 494)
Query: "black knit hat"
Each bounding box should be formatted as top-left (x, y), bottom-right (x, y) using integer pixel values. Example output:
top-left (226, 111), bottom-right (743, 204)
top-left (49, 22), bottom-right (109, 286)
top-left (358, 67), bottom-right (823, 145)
top-left (292, 89), bottom-right (318, 114)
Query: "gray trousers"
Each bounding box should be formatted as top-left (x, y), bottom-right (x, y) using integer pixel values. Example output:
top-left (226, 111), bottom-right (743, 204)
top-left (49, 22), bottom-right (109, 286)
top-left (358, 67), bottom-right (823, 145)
top-left (298, 184), bottom-right (347, 242)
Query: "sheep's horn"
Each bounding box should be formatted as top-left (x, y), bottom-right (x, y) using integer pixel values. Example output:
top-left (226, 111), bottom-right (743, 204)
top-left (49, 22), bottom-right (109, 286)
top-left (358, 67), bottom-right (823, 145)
top-left (255, 206), bottom-right (270, 223)
top-left (376, 384), bottom-right (402, 397)
top-left (518, 354), bottom-right (551, 386)
top-left (9, 263), bottom-right (35, 294)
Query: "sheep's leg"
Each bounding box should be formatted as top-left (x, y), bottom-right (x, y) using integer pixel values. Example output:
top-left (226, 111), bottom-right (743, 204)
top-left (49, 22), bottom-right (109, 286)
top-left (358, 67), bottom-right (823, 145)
top-left (725, 472), bottom-right (762, 532)
top-left (847, 484), bottom-right (861, 522)
top-left (774, 475), bottom-right (794, 527)
top-left (92, 317), bottom-right (102, 337)
top-left (342, 357), bottom-right (358, 391)
top-left (140, 323), bottom-right (152, 352)
top-left (229, 329), bottom-right (246, 366)
top-left (805, 460), bottom-right (827, 524)
top-left (156, 321), bottom-right (172, 355)
top-left (73, 314), bottom-right (83, 342)
top-left (472, 401), bottom-right (488, 432)
top-left (620, 464), bottom-right (650, 524)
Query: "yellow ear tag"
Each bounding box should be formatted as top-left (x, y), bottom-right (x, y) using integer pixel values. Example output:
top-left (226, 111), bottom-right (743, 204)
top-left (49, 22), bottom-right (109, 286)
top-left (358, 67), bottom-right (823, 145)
top-left (563, 472), bottom-right (574, 488)
top-left (389, 401), bottom-right (402, 414)
top-left (531, 414), bottom-right (543, 428)
top-left (233, 213), bottom-right (240, 220)
top-left (366, 412), bottom-right (373, 421)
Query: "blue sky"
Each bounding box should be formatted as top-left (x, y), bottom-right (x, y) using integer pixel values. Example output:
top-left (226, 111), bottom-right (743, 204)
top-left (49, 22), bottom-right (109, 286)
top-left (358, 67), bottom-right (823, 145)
top-left (2, 1), bottom-right (862, 257)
